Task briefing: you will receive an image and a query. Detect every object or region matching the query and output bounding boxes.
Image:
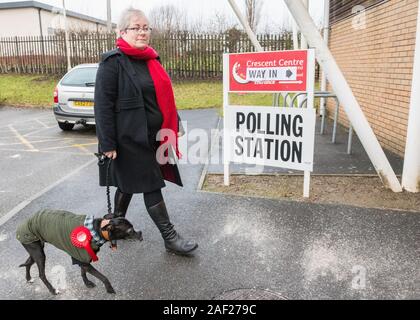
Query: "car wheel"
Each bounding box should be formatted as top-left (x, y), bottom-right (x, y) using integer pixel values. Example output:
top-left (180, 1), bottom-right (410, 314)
top-left (58, 122), bottom-right (75, 131)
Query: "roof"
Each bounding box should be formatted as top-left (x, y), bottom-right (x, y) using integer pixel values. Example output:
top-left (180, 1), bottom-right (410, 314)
top-left (0, 1), bottom-right (116, 27)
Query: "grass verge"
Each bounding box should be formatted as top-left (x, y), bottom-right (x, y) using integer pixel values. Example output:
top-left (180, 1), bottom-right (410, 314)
top-left (0, 74), bottom-right (60, 108)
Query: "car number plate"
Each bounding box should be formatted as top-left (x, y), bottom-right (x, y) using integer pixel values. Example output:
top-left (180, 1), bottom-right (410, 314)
top-left (74, 101), bottom-right (94, 107)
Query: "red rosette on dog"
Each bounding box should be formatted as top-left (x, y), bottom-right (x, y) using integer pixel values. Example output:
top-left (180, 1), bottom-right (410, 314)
top-left (70, 226), bottom-right (98, 262)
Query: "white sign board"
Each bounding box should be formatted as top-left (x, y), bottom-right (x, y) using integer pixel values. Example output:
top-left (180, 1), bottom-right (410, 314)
top-left (223, 49), bottom-right (316, 197)
top-left (225, 106), bottom-right (316, 172)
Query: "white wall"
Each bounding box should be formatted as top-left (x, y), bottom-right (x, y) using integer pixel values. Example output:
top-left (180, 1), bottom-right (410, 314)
top-left (40, 10), bottom-right (108, 35)
top-left (0, 8), bottom-right (40, 37)
top-left (0, 7), bottom-right (110, 37)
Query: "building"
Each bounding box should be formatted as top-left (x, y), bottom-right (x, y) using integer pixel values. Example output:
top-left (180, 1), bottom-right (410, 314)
top-left (0, 1), bottom-right (116, 37)
top-left (326, 0), bottom-right (418, 157)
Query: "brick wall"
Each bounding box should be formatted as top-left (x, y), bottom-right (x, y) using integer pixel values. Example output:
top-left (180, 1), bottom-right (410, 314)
top-left (326, 0), bottom-right (418, 156)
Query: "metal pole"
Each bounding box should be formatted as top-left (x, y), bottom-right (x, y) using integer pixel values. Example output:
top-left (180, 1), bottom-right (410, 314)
top-left (297, 0), bottom-right (308, 109)
top-left (223, 55), bottom-right (230, 186)
top-left (332, 100), bottom-right (339, 143)
top-left (320, 0), bottom-right (330, 134)
top-left (291, 9), bottom-right (299, 108)
top-left (292, 20), bottom-right (299, 50)
top-left (283, 0), bottom-right (402, 192)
top-left (62, 0), bottom-right (71, 71)
top-left (402, 2), bottom-right (420, 192)
top-left (304, 49), bottom-right (316, 198)
top-left (347, 126), bottom-right (353, 155)
top-left (228, 0), bottom-right (281, 110)
top-left (15, 36), bottom-right (21, 73)
top-left (300, 0), bottom-right (308, 49)
top-left (107, 0), bottom-right (112, 33)
top-left (227, 0), bottom-right (263, 52)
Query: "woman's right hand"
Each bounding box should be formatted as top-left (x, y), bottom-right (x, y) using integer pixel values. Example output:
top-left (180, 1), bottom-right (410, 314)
top-left (104, 150), bottom-right (117, 160)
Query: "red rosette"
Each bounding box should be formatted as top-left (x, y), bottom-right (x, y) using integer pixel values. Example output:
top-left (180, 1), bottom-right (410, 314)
top-left (70, 226), bottom-right (98, 262)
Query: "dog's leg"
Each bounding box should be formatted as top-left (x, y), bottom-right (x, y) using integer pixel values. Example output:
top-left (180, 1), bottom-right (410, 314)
top-left (19, 256), bottom-right (35, 283)
top-left (82, 264), bottom-right (115, 294)
top-left (23, 242), bottom-right (58, 295)
top-left (80, 266), bottom-right (96, 288)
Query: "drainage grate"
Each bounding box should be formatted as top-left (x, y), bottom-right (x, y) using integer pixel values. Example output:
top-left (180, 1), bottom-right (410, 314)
top-left (214, 288), bottom-right (288, 300)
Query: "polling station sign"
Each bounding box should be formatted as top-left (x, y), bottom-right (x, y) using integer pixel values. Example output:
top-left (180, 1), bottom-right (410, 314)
top-left (225, 106), bottom-right (316, 172)
top-left (229, 50), bottom-right (309, 92)
top-left (223, 49), bottom-right (316, 196)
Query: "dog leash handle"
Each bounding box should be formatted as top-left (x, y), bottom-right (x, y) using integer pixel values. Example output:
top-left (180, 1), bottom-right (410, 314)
top-left (94, 152), bottom-right (113, 217)
top-left (105, 157), bottom-right (113, 216)
top-left (95, 152), bottom-right (118, 250)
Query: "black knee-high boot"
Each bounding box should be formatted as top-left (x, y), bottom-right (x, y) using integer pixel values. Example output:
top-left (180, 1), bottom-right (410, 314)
top-left (146, 200), bottom-right (198, 255)
top-left (113, 189), bottom-right (133, 218)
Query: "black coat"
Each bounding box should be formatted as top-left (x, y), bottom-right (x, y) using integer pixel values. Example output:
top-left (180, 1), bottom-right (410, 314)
top-left (94, 49), bottom-right (182, 194)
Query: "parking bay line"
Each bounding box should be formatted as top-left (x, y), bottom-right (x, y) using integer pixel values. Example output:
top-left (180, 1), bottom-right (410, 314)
top-left (35, 119), bottom-right (50, 129)
top-left (8, 125), bottom-right (39, 152)
top-left (0, 158), bottom-right (97, 227)
top-left (23, 127), bottom-right (55, 137)
top-left (0, 117), bottom-right (50, 130)
top-left (0, 115), bottom-right (55, 129)
top-left (25, 135), bottom-right (98, 141)
top-left (72, 143), bottom-right (98, 154)
top-left (0, 147), bottom-right (94, 156)
top-left (0, 138), bottom-right (69, 147)
top-left (41, 142), bottom-right (97, 152)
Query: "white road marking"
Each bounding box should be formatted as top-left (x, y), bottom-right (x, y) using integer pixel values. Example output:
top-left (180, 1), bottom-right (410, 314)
top-left (35, 119), bottom-right (50, 129)
top-left (0, 158), bottom-right (97, 227)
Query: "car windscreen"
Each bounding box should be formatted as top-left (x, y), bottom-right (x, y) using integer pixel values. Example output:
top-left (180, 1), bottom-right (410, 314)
top-left (60, 67), bottom-right (98, 87)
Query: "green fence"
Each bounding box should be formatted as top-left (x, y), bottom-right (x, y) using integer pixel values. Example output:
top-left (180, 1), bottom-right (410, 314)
top-left (0, 31), bottom-right (318, 80)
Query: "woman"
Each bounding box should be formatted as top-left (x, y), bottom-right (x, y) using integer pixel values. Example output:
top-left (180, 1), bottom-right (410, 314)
top-left (94, 7), bottom-right (197, 256)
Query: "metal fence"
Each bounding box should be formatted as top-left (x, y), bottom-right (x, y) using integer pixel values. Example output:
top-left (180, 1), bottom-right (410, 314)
top-left (0, 32), bottom-right (315, 80)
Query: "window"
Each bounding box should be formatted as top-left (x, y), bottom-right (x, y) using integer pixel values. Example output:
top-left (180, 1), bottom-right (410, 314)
top-left (329, 0), bottom-right (387, 25)
top-left (60, 67), bottom-right (98, 87)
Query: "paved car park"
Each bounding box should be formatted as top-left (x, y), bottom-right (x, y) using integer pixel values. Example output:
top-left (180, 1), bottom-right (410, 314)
top-left (0, 106), bottom-right (418, 300)
top-left (0, 107), bottom-right (98, 220)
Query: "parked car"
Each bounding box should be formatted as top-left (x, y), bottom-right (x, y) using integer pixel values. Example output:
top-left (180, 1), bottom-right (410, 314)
top-left (53, 64), bottom-right (98, 131)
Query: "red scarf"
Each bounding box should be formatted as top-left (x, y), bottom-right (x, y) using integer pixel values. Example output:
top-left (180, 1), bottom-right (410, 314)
top-left (116, 37), bottom-right (180, 160)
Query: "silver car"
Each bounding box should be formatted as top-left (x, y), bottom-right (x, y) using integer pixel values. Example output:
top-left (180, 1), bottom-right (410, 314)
top-left (53, 64), bottom-right (98, 131)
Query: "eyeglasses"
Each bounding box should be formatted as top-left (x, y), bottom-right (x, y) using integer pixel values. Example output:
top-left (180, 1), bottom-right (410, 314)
top-left (125, 26), bottom-right (152, 33)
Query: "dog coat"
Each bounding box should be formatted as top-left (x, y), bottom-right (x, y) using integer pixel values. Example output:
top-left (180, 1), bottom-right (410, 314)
top-left (16, 209), bottom-right (100, 264)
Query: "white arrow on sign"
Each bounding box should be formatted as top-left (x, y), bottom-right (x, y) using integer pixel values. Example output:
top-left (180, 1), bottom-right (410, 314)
top-left (277, 80), bottom-right (304, 84)
top-left (247, 67), bottom-right (297, 81)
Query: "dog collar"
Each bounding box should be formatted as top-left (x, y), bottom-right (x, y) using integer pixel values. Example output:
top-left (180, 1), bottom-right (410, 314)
top-left (84, 215), bottom-right (106, 247)
top-left (70, 226), bottom-right (98, 262)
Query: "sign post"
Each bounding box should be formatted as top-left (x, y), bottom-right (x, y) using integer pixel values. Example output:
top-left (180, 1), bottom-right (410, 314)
top-left (223, 49), bottom-right (316, 197)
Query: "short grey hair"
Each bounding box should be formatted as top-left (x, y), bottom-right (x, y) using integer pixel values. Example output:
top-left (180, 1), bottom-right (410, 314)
top-left (118, 7), bottom-right (148, 32)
